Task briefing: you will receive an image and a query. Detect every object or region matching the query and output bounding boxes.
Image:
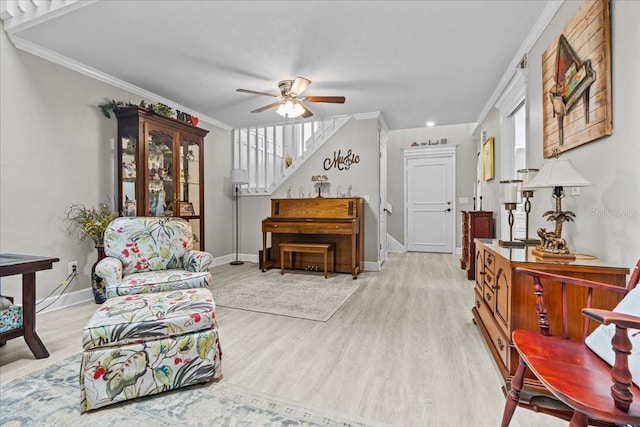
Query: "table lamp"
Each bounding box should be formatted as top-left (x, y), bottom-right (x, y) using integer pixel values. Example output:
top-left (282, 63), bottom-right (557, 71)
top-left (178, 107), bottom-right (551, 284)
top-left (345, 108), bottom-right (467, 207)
top-left (523, 158), bottom-right (592, 259)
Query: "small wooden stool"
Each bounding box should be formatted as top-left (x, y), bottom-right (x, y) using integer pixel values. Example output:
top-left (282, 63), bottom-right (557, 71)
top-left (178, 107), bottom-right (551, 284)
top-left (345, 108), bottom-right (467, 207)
top-left (280, 242), bottom-right (334, 278)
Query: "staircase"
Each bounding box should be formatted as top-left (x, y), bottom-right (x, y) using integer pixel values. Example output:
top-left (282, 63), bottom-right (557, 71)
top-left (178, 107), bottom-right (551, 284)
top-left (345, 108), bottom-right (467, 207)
top-left (232, 116), bottom-right (351, 196)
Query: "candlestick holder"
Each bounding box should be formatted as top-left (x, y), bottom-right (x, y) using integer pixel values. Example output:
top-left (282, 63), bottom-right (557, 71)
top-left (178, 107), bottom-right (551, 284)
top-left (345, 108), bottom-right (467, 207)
top-left (499, 203), bottom-right (525, 247)
top-left (517, 169), bottom-right (540, 245)
top-left (499, 179), bottom-right (525, 247)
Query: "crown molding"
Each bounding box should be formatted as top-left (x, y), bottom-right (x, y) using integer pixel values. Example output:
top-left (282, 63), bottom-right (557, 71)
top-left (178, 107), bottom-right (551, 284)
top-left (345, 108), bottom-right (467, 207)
top-left (1, 0), bottom-right (98, 33)
top-left (475, 0), bottom-right (563, 126)
top-left (8, 35), bottom-right (234, 131)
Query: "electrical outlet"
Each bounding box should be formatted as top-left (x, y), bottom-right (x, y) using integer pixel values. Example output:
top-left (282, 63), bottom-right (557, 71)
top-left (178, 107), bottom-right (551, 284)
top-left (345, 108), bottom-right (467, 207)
top-left (68, 261), bottom-right (78, 275)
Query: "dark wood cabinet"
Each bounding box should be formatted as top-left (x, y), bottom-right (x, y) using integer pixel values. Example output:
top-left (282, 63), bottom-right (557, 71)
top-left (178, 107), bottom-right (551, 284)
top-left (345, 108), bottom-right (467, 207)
top-left (472, 239), bottom-right (629, 400)
top-left (114, 107), bottom-right (208, 250)
top-left (460, 211), bottom-right (493, 280)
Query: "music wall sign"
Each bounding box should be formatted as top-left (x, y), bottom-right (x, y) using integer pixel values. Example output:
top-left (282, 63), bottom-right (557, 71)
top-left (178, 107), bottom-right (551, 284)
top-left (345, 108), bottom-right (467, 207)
top-left (323, 149), bottom-right (360, 171)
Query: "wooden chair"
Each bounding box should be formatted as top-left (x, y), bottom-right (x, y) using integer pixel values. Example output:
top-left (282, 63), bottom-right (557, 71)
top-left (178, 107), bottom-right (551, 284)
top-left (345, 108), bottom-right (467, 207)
top-left (501, 260), bottom-right (640, 427)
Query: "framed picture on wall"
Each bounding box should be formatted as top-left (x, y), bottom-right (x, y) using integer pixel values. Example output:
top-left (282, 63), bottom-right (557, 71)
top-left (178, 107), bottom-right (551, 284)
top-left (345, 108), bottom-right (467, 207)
top-left (482, 137), bottom-right (494, 181)
top-left (541, 0), bottom-right (612, 158)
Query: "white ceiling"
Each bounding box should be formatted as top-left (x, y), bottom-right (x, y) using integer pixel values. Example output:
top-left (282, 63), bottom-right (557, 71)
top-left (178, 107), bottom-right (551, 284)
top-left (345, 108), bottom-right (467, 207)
top-left (3, 0), bottom-right (552, 130)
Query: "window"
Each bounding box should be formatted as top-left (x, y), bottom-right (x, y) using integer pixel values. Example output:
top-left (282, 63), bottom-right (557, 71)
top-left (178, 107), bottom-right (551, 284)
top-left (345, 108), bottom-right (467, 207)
top-left (497, 68), bottom-right (527, 240)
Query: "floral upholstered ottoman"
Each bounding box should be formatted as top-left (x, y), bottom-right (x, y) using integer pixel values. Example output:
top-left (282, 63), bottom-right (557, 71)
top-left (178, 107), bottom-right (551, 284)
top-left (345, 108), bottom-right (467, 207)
top-left (79, 288), bottom-right (222, 412)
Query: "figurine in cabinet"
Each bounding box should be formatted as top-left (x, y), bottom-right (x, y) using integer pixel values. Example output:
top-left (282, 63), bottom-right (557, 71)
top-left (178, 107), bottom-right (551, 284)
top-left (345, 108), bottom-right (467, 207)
top-left (156, 189), bottom-right (166, 217)
top-left (124, 197), bottom-right (136, 217)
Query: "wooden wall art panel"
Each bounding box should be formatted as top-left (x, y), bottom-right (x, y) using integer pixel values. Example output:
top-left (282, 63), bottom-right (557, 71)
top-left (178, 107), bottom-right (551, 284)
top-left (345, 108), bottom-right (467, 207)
top-left (541, 0), bottom-right (612, 158)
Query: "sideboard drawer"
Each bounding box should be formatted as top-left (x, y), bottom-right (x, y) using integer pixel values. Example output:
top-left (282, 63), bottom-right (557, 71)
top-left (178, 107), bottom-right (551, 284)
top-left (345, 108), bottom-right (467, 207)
top-left (484, 251), bottom-right (495, 273)
top-left (475, 290), bottom-right (509, 367)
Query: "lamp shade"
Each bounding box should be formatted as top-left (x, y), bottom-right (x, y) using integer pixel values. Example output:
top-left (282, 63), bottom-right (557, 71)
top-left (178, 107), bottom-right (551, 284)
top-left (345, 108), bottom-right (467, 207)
top-left (523, 158), bottom-right (592, 189)
top-left (276, 99), bottom-right (305, 118)
top-left (230, 169), bottom-right (248, 185)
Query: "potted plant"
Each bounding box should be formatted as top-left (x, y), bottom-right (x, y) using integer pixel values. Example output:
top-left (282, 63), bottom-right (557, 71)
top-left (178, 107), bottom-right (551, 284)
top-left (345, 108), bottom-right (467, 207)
top-left (99, 99), bottom-right (174, 119)
top-left (65, 203), bottom-right (119, 303)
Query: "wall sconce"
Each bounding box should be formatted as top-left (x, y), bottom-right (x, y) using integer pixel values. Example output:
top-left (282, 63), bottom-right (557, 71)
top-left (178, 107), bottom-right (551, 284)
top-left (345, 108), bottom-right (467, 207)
top-left (499, 179), bottom-right (524, 247)
top-left (523, 158), bottom-right (592, 259)
top-left (517, 168), bottom-right (539, 245)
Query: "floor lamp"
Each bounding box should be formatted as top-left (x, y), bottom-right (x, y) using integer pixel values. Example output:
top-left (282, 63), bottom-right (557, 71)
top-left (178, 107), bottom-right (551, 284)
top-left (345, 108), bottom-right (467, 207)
top-left (230, 169), bottom-right (248, 265)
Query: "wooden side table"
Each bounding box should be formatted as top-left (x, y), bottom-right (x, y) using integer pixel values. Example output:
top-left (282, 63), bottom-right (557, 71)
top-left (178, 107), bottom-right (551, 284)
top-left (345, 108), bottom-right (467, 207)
top-left (0, 254), bottom-right (59, 359)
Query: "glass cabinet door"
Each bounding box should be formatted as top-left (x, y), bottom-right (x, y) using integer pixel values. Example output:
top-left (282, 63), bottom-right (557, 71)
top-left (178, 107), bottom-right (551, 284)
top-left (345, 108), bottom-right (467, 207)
top-left (178, 136), bottom-right (200, 217)
top-left (179, 135), bottom-right (201, 249)
top-left (147, 126), bottom-right (174, 217)
top-left (121, 125), bottom-right (138, 217)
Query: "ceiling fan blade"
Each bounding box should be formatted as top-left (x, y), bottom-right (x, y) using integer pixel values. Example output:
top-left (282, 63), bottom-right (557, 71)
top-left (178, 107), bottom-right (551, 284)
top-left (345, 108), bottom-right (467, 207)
top-left (301, 104), bottom-right (314, 118)
top-left (290, 77), bottom-right (311, 96)
top-left (236, 88), bottom-right (279, 98)
top-left (250, 101), bottom-right (282, 113)
top-left (305, 96), bottom-right (345, 104)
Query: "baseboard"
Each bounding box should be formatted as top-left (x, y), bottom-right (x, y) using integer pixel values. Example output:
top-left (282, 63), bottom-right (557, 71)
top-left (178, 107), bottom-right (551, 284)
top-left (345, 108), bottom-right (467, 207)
top-left (454, 246), bottom-right (462, 255)
top-left (214, 253), bottom-right (260, 267)
top-left (364, 261), bottom-right (381, 272)
top-left (387, 233), bottom-right (405, 252)
top-left (36, 287), bottom-right (94, 315)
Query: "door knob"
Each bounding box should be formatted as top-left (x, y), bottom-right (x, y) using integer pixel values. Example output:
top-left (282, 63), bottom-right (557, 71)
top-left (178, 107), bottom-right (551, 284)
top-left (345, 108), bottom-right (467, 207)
top-left (445, 208), bottom-right (452, 212)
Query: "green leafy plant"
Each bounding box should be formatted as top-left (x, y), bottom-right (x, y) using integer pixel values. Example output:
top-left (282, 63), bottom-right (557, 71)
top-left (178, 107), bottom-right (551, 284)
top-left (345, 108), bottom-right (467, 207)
top-left (65, 203), bottom-right (119, 246)
top-left (99, 99), bottom-right (174, 119)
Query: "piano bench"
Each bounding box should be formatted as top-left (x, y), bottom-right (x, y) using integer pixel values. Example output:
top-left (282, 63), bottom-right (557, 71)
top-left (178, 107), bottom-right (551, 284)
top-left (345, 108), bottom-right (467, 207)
top-left (280, 242), bottom-right (335, 279)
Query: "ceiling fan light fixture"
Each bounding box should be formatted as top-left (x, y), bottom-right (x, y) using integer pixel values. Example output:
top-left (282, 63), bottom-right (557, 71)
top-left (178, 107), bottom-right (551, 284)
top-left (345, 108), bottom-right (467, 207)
top-left (276, 98), bottom-right (305, 118)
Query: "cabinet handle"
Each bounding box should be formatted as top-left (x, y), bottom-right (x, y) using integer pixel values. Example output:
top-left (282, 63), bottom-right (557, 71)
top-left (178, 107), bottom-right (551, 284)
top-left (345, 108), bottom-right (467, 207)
top-left (479, 271), bottom-right (486, 276)
top-left (497, 338), bottom-right (505, 350)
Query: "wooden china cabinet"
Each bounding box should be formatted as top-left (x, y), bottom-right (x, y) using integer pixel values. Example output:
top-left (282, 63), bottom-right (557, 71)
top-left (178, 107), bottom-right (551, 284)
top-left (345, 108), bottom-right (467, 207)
top-left (114, 107), bottom-right (209, 250)
top-left (460, 210), bottom-right (493, 280)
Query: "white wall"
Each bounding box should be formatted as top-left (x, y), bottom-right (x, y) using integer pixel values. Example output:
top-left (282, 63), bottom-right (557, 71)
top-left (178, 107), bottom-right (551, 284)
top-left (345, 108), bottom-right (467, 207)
top-left (0, 28), bottom-right (232, 306)
top-left (477, 0), bottom-right (640, 269)
top-left (237, 117), bottom-right (381, 265)
top-left (387, 123), bottom-right (477, 248)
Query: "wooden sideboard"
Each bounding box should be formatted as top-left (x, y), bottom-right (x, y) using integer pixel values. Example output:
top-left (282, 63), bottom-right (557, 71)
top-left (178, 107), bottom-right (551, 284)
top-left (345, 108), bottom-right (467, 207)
top-left (472, 239), bottom-right (629, 401)
top-left (460, 211), bottom-right (493, 280)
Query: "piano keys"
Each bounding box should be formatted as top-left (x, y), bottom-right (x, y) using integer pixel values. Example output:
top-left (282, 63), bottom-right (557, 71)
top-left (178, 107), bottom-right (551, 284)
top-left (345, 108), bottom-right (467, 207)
top-left (262, 197), bottom-right (364, 279)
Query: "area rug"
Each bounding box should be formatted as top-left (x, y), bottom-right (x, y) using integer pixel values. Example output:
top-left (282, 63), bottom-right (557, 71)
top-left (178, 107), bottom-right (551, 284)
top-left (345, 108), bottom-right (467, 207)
top-left (211, 271), bottom-right (360, 321)
top-left (0, 354), bottom-right (380, 427)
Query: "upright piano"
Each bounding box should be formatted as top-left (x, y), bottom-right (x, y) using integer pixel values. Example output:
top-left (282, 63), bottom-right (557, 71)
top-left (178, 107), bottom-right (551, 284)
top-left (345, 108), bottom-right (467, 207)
top-left (262, 197), bottom-right (364, 279)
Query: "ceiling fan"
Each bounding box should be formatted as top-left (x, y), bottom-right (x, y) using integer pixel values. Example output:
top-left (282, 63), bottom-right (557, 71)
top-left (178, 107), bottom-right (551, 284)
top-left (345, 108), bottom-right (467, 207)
top-left (236, 77), bottom-right (345, 119)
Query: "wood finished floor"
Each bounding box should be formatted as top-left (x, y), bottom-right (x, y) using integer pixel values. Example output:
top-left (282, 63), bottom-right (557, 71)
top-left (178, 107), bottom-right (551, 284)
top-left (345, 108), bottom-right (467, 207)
top-left (0, 252), bottom-right (565, 426)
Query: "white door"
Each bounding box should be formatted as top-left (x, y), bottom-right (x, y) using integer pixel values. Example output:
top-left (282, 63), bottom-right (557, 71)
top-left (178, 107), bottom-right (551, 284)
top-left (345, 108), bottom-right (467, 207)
top-left (379, 130), bottom-right (388, 264)
top-left (406, 155), bottom-right (454, 252)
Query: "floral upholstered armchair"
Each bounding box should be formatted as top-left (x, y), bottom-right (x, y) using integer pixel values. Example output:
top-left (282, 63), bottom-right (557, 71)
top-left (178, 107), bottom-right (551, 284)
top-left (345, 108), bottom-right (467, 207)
top-left (95, 217), bottom-right (213, 299)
